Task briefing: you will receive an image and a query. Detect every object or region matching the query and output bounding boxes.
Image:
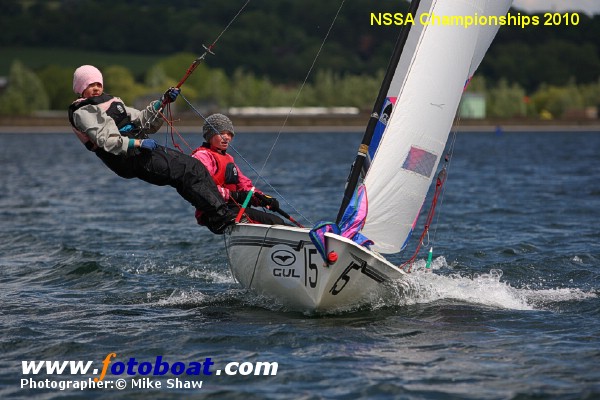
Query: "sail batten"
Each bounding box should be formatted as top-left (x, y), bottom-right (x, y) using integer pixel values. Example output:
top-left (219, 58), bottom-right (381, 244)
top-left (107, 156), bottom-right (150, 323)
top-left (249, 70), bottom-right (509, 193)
top-left (362, 0), bottom-right (513, 254)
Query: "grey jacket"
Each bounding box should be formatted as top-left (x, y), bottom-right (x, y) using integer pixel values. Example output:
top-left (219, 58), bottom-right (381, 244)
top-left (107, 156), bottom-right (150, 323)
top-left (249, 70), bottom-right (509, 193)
top-left (71, 98), bottom-right (164, 155)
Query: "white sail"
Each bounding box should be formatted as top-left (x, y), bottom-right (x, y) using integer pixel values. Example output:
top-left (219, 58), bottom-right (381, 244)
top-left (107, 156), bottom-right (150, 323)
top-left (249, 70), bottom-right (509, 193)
top-left (362, 0), bottom-right (513, 254)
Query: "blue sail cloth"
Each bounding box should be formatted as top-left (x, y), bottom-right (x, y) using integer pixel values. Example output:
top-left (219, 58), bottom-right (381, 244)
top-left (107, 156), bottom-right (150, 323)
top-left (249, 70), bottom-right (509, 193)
top-left (309, 184), bottom-right (374, 262)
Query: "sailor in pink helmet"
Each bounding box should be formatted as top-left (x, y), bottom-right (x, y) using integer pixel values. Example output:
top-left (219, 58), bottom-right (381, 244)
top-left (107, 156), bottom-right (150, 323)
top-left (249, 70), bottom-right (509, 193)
top-left (68, 65), bottom-right (237, 234)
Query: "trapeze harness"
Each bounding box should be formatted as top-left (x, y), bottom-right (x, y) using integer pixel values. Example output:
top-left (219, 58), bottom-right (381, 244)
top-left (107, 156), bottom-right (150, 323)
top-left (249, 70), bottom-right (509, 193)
top-left (68, 93), bottom-right (140, 152)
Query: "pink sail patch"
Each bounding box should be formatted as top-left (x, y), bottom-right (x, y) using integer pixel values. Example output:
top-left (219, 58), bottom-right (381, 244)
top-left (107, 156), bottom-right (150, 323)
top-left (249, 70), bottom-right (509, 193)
top-left (402, 146), bottom-right (437, 178)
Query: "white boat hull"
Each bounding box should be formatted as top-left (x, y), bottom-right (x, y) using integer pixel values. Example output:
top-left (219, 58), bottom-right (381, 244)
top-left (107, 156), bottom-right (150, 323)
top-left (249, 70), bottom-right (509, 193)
top-left (225, 223), bottom-right (408, 312)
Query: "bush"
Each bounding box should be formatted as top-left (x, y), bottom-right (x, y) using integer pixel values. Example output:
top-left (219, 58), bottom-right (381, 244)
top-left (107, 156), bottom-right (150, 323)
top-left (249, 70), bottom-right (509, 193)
top-left (0, 60), bottom-right (49, 115)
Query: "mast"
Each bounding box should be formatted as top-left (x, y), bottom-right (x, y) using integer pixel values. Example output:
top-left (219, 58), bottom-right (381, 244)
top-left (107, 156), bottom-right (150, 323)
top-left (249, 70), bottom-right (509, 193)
top-left (336, 0), bottom-right (422, 224)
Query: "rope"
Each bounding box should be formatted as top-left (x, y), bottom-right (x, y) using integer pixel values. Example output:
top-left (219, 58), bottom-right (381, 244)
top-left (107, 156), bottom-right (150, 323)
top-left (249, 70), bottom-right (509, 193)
top-left (155, 103), bottom-right (193, 153)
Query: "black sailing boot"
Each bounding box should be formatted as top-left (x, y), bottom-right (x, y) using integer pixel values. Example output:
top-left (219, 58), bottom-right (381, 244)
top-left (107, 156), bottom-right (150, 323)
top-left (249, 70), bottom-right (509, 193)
top-left (203, 206), bottom-right (239, 234)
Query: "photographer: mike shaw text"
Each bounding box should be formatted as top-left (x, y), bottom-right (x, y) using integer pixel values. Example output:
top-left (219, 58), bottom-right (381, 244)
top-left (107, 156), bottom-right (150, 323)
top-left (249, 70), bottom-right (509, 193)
top-left (371, 12), bottom-right (581, 29)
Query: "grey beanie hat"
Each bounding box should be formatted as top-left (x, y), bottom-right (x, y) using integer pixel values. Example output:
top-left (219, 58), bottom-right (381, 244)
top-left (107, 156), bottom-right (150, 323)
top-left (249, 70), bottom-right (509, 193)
top-left (203, 113), bottom-right (235, 140)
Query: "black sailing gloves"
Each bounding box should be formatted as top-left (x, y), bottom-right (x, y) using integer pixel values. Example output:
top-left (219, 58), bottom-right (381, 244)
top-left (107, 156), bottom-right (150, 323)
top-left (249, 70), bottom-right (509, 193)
top-left (254, 193), bottom-right (280, 211)
top-left (229, 191), bottom-right (251, 204)
top-left (230, 191), bottom-right (280, 211)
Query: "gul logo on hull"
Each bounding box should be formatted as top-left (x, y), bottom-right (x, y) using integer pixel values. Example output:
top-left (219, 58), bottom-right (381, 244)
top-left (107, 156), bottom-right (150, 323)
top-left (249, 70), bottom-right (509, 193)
top-left (270, 250), bottom-right (296, 266)
top-left (268, 245), bottom-right (303, 289)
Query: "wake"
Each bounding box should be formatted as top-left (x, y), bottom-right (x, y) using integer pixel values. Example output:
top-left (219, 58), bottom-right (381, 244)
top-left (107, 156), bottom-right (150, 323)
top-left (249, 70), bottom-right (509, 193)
top-left (387, 256), bottom-right (597, 311)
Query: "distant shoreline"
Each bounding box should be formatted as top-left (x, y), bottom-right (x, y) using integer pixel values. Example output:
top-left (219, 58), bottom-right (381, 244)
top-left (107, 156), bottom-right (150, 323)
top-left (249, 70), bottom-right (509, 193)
top-left (2, 126), bottom-right (600, 134)
top-left (1, 114), bottom-right (599, 133)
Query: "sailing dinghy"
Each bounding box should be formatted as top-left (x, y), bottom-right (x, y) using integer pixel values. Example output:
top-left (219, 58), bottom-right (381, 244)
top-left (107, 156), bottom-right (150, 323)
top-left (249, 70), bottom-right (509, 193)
top-left (225, 0), bottom-right (513, 312)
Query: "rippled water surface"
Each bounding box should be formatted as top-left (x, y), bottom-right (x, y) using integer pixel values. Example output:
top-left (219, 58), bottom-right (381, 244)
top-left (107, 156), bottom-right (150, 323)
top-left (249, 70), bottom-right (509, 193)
top-left (1, 130), bottom-right (599, 399)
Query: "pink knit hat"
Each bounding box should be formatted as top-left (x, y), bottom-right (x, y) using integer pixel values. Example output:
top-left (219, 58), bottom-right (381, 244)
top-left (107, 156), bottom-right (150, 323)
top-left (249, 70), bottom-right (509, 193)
top-left (73, 65), bottom-right (103, 94)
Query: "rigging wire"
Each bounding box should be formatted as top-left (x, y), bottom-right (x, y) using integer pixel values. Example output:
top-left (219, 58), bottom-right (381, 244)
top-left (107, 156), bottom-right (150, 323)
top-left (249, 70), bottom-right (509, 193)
top-left (175, 0), bottom-right (347, 225)
top-left (429, 120), bottom-right (460, 245)
top-left (143, 0), bottom-right (252, 133)
top-left (257, 0), bottom-right (346, 177)
top-left (154, 0), bottom-right (347, 227)
top-left (217, 0), bottom-right (346, 226)
top-left (398, 165), bottom-right (447, 273)
top-left (175, 0), bottom-right (252, 90)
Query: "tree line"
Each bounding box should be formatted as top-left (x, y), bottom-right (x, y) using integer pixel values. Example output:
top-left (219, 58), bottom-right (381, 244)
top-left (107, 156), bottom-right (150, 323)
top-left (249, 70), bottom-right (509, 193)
top-left (0, 0), bottom-right (598, 119)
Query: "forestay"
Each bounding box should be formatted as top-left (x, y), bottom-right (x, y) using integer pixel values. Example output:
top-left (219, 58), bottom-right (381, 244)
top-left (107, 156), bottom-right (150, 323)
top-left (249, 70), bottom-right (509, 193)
top-left (362, 0), bottom-right (513, 254)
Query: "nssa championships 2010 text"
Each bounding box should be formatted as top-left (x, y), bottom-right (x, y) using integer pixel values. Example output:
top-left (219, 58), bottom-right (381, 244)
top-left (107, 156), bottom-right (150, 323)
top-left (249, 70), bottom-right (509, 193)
top-left (371, 12), bottom-right (581, 29)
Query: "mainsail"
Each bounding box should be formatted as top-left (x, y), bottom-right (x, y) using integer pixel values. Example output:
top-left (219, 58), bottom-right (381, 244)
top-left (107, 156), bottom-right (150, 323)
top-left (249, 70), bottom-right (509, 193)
top-left (361, 0), bottom-right (513, 254)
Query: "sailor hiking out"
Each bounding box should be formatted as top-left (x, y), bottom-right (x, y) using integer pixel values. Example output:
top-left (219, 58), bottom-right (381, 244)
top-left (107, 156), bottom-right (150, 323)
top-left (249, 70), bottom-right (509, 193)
top-left (67, 65), bottom-right (237, 234)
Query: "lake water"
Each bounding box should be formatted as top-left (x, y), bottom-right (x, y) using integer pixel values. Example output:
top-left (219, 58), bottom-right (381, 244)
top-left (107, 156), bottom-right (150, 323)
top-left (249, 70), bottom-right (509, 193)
top-left (1, 129), bottom-right (599, 399)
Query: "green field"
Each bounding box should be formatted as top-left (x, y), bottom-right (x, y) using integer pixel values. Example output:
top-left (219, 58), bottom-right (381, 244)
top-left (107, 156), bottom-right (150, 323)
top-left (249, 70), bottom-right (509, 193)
top-left (0, 47), bottom-right (161, 77)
